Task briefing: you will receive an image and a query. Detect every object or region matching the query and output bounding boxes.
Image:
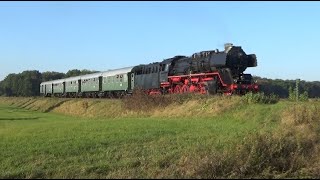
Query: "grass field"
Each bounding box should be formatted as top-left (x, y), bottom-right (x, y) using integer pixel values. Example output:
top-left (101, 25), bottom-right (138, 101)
top-left (1, 96), bottom-right (320, 178)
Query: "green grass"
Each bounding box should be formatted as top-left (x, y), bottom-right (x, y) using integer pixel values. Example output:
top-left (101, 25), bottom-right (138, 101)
top-left (0, 104), bottom-right (275, 178)
top-left (0, 97), bottom-right (319, 178)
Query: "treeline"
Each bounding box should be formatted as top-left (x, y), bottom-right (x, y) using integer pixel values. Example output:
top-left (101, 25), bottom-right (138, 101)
top-left (0, 69), bottom-right (98, 97)
top-left (0, 70), bottom-right (320, 98)
top-left (255, 76), bottom-right (320, 98)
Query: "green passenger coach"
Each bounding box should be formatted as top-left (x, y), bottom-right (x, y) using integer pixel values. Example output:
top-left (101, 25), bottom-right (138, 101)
top-left (52, 79), bottom-right (65, 96)
top-left (79, 72), bottom-right (103, 97)
top-left (40, 81), bottom-right (53, 96)
top-left (101, 67), bottom-right (134, 93)
top-left (64, 76), bottom-right (81, 98)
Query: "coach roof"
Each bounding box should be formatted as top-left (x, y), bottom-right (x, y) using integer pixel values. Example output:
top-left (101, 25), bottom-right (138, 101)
top-left (101, 66), bottom-right (134, 77)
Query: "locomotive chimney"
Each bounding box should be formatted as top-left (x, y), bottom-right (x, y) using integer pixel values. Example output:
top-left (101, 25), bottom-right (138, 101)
top-left (224, 43), bottom-right (233, 53)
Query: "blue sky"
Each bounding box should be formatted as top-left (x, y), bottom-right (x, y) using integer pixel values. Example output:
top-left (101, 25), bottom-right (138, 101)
top-left (0, 1), bottom-right (319, 81)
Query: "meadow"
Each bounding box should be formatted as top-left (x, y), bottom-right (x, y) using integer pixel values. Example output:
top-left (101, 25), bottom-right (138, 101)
top-left (0, 95), bottom-right (320, 178)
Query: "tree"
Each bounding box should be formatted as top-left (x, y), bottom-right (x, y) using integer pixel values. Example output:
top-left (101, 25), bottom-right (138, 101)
top-left (65, 69), bottom-right (81, 77)
top-left (20, 70), bottom-right (42, 96)
top-left (80, 69), bottom-right (99, 75)
top-left (0, 70), bottom-right (42, 96)
top-left (0, 81), bottom-right (4, 96)
top-left (41, 71), bottom-right (65, 82)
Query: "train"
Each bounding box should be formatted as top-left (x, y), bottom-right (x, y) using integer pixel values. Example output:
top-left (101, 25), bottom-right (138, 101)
top-left (40, 43), bottom-right (258, 98)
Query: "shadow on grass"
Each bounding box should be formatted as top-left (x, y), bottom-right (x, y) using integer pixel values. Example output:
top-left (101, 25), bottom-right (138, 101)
top-left (43, 100), bottom-right (70, 113)
top-left (0, 117), bottom-right (40, 121)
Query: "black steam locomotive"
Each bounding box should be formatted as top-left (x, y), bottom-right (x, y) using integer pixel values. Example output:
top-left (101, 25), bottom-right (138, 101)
top-left (132, 43), bottom-right (258, 95)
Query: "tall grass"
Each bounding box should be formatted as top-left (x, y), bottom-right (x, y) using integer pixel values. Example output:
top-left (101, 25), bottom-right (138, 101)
top-left (182, 101), bottom-right (320, 179)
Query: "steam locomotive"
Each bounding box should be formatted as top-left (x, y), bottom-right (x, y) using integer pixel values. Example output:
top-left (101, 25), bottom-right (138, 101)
top-left (40, 43), bottom-right (258, 97)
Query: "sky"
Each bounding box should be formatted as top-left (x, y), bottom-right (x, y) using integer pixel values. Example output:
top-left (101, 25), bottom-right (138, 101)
top-left (0, 1), bottom-right (320, 81)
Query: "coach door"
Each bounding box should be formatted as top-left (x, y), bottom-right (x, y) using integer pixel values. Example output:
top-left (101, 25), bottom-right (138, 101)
top-left (63, 82), bottom-right (66, 94)
top-left (129, 73), bottom-right (134, 90)
top-left (99, 76), bottom-right (103, 92)
top-left (78, 80), bottom-right (81, 93)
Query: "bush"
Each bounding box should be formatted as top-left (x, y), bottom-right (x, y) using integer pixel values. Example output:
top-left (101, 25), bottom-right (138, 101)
top-left (288, 86), bottom-right (309, 102)
top-left (121, 89), bottom-right (217, 112)
top-left (242, 92), bottom-right (279, 104)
